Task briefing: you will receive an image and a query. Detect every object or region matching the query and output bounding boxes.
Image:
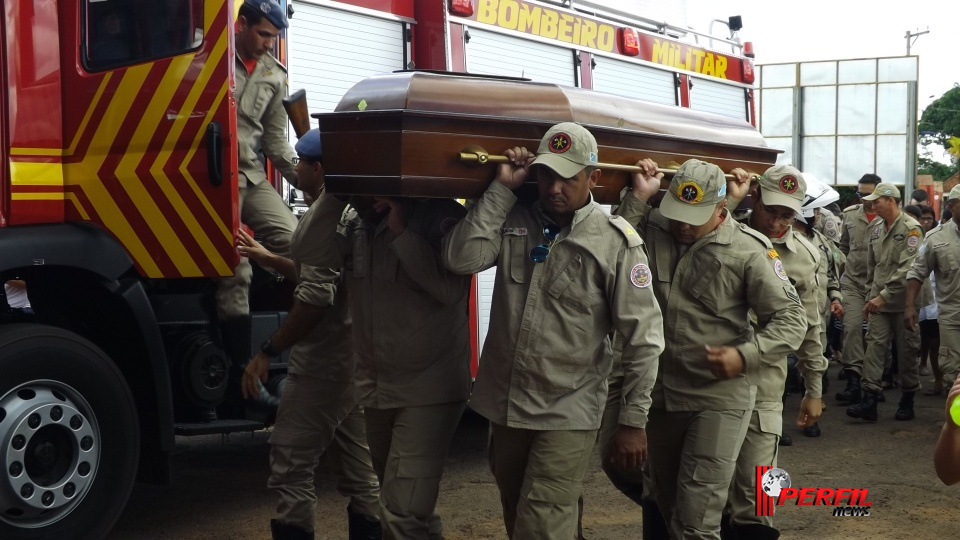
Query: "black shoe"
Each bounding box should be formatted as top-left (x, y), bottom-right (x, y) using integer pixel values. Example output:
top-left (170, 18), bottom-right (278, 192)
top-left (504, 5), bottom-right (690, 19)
top-left (877, 392), bottom-right (885, 403)
top-left (778, 432), bottom-right (793, 446)
top-left (732, 523), bottom-right (781, 540)
top-left (271, 520), bottom-right (314, 540)
top-left (835, 371), bottom-right (861, 404)
top-left (347, 506), bottom-right (382, 540)
top-left (641, 498), bottom-right (670, 540)
top-left (846, 391), bottom-right (879, 422)
top-left (895, 392), bottom-right (916, 421)
top-left (802, 422), bottom-right (821, 437)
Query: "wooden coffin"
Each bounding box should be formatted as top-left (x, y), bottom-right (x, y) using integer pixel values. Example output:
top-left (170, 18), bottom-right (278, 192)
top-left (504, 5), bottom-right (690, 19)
top-left (315, 71), bottom-right (779, 204)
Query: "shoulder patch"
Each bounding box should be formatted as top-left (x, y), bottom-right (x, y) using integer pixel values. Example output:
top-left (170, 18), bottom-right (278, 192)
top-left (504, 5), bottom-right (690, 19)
top-left (768, 249), bottom-right (779, 259)
top-left (774, 259), bottom-right (789, 281)
top-left (609, 215), bottom-right (643, 248)
top-left (907, 229), bottom-right (923, 238)
top-left (630, 263), bottom-right (652, 288)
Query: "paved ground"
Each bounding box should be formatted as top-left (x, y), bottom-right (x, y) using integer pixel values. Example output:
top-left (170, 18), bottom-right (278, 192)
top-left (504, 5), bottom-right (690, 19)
top-left (108, 362), bottom-right (960, 539)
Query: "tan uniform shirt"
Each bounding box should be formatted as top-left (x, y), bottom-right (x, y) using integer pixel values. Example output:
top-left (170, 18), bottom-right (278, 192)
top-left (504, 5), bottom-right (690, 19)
top-left (839, 205), bottom-right (878, 294)
top-left (770, 228), bottom-right (827, 400)
top-left (866, 212), bottom-right (924, 312)
top-left (909, 221), bottom-right (960, 321)
top-left (311, 194), bottom-right (472, 409)
top-left (811, 229), bottom-right (844, 304)
top-left (286, 199), bottom-right (353, 381)
top-left (615, 195), bottom-right (806, 412)
top-left (235, 52), bottom-right (297, 187)
top-left (443, 182), bottom-right (664, 430)
top-left (816, 207), bottom-right (842, 245)
top-left (733, 211), bottom-right (828, 401)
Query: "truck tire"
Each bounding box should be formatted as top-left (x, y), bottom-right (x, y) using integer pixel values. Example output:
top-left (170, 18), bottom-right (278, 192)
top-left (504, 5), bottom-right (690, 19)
top-left (0, 324), bottom-right (139, 540)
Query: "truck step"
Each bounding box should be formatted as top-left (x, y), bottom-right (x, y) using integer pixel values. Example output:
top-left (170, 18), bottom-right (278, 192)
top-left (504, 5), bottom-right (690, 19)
top-left (174, 419), bottom-right (265, 436)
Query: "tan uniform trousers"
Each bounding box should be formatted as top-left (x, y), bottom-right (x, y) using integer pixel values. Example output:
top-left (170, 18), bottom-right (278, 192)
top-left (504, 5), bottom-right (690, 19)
top-left (646, 408), bottom-right (751, 540)
top-left (267, 377), bottom-right (380, 531)
top-left (364, 401), bottom-right (466, 540)
top-left (726, 404), bottom-right (781, 527)
top-left (596, 370), bottom-right (644, 499)
top-left (215, 180), bottom-right (298, 318)
top-left (488, 423), bottom-right (596, 540)
top-left (840, 285), bottom-right (867, 375)
top-left (862, 311), bottom-right (920, 393)
top-left (938, 321), bottom-right (960, 384)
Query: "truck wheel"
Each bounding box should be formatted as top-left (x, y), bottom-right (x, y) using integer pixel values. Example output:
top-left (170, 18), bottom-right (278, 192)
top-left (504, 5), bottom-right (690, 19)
top-left (0, 324), bottom-right (139, 540)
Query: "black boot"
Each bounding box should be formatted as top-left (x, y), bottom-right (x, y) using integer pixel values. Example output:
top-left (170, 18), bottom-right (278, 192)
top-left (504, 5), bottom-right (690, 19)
top-left (835, 371), bottom-right (861, 404)
top-left (347, 506), bottom-right (382, 540)
top-left (895, 391), bottom-right (916, 421)
top-left (641, 498), bottom-right (670, 540)
top-left (778, 432), bottom-right (793, 446)
top-left (270, 519), bottom-right (314, 540)
top-left (846, 391), bottom-right (878, 422)
top-left (802, 422), bottom-right (821, 437)
top-left (733, 523), bottom-right (781, 540)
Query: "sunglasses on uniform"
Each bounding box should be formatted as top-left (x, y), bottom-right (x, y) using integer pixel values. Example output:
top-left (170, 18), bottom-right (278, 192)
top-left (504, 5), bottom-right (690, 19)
top-left (529, 224), bottom-right (561, 263)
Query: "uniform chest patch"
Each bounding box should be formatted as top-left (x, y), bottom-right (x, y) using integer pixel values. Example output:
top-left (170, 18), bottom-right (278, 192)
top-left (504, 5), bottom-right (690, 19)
top-left (501, 227), bottom-right (528, 236)
top-left (774, 259), bottom-right (789, 281)
top-left (894, 233), bottom-right (905, 241)
top-left (630, 263), bottom-right (652, 288)
top-left (871, 228), bottom-right (881, 240)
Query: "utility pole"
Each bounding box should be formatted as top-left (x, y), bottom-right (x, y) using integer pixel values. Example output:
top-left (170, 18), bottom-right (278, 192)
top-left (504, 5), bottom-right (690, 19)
top-left (905, 27), bottom-right (930, 55)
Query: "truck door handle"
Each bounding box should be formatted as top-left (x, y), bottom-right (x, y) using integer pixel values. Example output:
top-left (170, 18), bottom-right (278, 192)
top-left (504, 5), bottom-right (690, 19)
top-left (206, 122), bottom-right (223, 186)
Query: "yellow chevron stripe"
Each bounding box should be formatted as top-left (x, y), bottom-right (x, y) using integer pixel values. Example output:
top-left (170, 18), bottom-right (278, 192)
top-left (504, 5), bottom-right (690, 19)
top-left (66, 65), bottom-right (161, 277)
top-left (115, 58), bottom-right (201, 276)
top-left (10, 162), bottom-right (65, 186)
top-left (177, 29), bottom-right (232, 243)
top-left (66, 193), bottom-right (91, 220)
top-left (152, 26), bottom-right (232, 275)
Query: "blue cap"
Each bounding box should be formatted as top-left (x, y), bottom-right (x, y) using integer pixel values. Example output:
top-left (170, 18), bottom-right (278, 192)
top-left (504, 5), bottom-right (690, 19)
top-left (295, 129), bottom-right (321, 159)
top-left (243, 0), bottom-right (288, 30)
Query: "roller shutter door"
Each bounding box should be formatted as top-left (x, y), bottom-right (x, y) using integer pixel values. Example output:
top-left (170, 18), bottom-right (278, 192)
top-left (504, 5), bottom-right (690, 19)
top-left (689, 76), bottom-right (747, 121)
top-left (592, 56), bottom-right (677, 105)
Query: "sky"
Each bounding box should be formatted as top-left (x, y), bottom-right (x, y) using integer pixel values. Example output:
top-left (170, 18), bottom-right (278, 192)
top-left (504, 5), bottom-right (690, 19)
top-left (606, 0), bottom-right (960, 112)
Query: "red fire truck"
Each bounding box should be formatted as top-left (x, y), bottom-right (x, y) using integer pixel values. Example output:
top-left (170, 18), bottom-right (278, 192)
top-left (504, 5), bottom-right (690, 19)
top-left (0, 0), bottom-right (759, 538)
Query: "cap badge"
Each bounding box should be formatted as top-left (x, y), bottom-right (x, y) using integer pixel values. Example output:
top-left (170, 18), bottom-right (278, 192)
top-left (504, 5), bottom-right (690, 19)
top-left (549, 132), bottom-right (572, 154)
top-left (779, 175), bottom-right (798, 194)
top-left (677, 181), bottom-right (704, 204)
top-left (259, 1), bottom-right (271, 14)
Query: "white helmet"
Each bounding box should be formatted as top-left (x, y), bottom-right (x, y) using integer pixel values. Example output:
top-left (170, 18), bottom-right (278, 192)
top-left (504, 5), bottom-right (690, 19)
top-left (796, 172), bottom-right (839, 223)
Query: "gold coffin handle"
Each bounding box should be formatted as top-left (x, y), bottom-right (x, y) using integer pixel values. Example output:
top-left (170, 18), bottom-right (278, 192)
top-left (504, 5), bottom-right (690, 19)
top-left (459, 145), bottom-right (758, 181)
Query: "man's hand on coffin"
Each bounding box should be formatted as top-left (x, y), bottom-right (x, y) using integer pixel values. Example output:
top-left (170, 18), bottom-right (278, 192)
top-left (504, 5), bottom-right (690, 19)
top-left (496, 147), bottom-right (535, 191)
top-left (628, 158), bottom-right (662, 203)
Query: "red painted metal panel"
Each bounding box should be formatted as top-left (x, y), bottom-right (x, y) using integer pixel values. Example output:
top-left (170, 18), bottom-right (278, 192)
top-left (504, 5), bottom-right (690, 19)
top-left (413, 0), bottom-right (448, 70)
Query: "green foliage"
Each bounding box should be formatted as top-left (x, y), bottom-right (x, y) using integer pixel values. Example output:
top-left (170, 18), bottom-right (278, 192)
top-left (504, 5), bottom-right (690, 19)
top-left (919, 84), bottom-right (960, 153)
top-left (918, 157), bottom-right (956, 182)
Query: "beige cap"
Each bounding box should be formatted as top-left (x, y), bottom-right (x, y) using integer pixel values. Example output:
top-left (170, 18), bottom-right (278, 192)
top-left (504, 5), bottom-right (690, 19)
top-left (947, 184), bottom-right (960, 201)
top-left (659, 159), bottom-right (727, 226)
top-left (532, 122), bottom-right (599, 178)
top-left (862, 182), bottom-right (901, 201)
top-left (758, 165), bottom-right (806, 213)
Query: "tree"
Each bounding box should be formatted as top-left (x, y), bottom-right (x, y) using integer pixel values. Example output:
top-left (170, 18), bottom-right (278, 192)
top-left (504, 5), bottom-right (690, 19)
top-left (918, 84), bottom-right (960, 181)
